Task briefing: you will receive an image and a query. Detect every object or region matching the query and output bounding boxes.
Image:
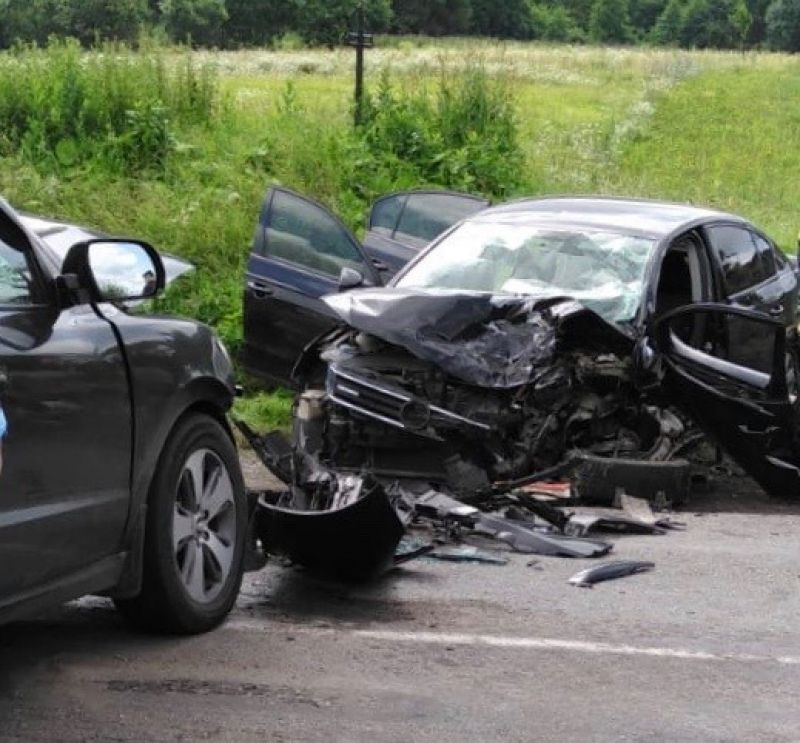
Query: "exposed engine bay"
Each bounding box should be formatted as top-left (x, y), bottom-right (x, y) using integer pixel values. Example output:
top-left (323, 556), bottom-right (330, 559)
top-left (289, 290), bottom-right (694, 502)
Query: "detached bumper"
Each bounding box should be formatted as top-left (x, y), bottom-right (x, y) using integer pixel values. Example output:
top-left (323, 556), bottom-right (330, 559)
top-left (256, 480), bottom-right (407, 581)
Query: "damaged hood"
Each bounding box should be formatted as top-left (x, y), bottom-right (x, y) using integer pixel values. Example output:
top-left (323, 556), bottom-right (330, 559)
top-left (324, 288), bottom-right (632, 389)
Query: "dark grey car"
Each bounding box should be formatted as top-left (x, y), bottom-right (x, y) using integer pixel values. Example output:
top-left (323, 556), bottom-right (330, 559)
top-left (0, 198), bottom-right (247, 634)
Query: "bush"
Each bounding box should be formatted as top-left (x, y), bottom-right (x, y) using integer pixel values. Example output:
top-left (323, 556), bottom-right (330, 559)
top-left (529, 3), bottom-right (586, 41)
top-left (0, 39), bottom-right (220, 174)
top-left (589, 0), bottom-right (633, 43)
top-left (361, 65), bottom-right (523, 197)
top-left (159, 0), bottom-right (228, 47)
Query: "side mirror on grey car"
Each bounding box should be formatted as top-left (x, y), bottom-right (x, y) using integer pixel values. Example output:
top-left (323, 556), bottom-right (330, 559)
top-left (62, 238), bottom-right (166, 304)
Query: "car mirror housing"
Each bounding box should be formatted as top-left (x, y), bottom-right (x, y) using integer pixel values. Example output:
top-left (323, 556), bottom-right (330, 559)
top-left (339, 266), bottom-right (365, 292)
top-left (62, 239), bottom-right (166, 304)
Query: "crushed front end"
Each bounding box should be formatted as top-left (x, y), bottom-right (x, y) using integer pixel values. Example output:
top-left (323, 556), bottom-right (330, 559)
top-left (252, 290), bottom-right (695, 577)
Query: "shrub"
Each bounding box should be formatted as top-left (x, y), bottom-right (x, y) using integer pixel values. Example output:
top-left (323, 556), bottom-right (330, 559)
top-left (0, 39), bottom-right (220, 174)
top-left (159, 0), bottom-right (228, 47)
top-left (361, 65), bottom-right (523, 197)
top-left (529, 3), bottom-right (586, 42)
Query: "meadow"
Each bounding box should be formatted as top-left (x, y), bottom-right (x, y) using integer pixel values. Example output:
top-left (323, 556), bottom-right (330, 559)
top-left (1, 38), bottom-right (799, 428)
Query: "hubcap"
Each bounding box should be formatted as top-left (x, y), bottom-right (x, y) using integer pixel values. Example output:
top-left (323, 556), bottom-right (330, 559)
top-left (173, 448), bottom-right (236, 603)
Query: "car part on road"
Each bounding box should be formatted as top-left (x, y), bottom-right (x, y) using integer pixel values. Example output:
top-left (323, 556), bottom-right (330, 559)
top-left (257, 475), bottom-right (411, 580)
top-left (564, 512), bottom-right (666, 537)
top-left (620, 492), bottom-right (686, 530)
top-left (570, 454), bottom-right (692, 506)
top-left (474, 514), bottom-right (613, 558)
top-left (568, 560), bottom-right (656, 588)
top-left (428, 546), bottom-right (509, 565)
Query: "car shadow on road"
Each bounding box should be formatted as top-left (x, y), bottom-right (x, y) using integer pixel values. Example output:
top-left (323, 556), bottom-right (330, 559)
top-left (682, 473), bottom-right (800, 516)
top-left (240, 562), bottom-right (449, 628)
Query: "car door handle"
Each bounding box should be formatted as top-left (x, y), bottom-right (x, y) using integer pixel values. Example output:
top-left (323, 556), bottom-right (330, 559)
top-left (0, 367), bottom-right (8, 394)
top-left (768, 305), bottom-right (784, 317)
top-left (247, 281), bottom-right (273, 299)
top-left (371, 258), bottom-right (389, 272)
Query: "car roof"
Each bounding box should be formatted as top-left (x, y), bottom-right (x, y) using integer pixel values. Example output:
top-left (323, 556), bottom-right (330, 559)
top-left (471, 197), bottom-right (746, 239)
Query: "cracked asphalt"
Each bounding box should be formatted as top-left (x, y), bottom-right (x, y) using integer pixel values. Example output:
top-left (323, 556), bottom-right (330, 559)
top-left (2, 453), bottom-right (800, 742)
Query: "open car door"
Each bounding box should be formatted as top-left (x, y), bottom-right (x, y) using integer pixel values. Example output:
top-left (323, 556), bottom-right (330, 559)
top-left (243, 187), bottom-right (381, 386)
top-left (654, 303), bottom-right (800, 497)
top-left (363, 190), bottom-right (490, 282)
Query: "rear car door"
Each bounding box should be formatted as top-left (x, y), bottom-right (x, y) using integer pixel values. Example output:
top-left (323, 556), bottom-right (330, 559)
top-left (654, 303), bottom-right (800, 497)
top-left (0, 210), bottom-right (131, 599)
top-left (242, 187), bottom-right (379, 386)
top-left (363, 191), bottom-right (489, 282)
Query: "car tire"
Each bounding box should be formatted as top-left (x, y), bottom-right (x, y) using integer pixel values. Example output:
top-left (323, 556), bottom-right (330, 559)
top-left (115, 413), bottom-right (247, 634)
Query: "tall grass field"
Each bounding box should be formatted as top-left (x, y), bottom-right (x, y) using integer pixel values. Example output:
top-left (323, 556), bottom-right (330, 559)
top-left (1, 39), bottom-right (799, 429)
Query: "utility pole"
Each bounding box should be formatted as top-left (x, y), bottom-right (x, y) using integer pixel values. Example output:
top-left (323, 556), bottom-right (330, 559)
top-left (346, 2), bottom-right (373, 127)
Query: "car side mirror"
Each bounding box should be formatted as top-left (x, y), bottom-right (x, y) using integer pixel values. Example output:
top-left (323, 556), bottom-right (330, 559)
top-left (62, 239), bottom-right (166, 304)
top-left (338, 266), bottom-right (365, 291)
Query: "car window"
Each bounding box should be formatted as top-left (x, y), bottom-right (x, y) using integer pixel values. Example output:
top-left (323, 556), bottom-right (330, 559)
top-left (707, 225), bottom-right (770, 295)
top-left (0, 215), bottom-right (36, 304)
top-left (369, 195), bottom-right (405, 234)
top-left (396, 193), bottom-right (486, 244)
top-left (752, 233), bottom-right (777, 276)
top-left (264, 190), bottom-right (366, 277)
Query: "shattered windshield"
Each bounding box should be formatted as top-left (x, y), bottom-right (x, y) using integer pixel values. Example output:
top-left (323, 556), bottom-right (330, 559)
top-left (396, 221), bottom-right (656, 324)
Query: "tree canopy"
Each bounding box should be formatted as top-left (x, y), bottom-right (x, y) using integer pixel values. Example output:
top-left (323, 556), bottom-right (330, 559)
top-left (0, 0), bottom-right (797, 51)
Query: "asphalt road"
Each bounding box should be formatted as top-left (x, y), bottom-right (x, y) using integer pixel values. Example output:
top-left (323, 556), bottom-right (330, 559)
top-left (2, 460), bottom-right (800, 742)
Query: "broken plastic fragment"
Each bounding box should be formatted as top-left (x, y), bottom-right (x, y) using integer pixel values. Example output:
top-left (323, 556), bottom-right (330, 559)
top-left (429, 546), bottom-right (509, 565)
top-left (568, 560), bottom-right (655, 588)
top-left (476, 514), bottom-right (612, 558)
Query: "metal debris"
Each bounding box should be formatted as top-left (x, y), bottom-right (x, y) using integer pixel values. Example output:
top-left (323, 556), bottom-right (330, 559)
top-left (568, 560), bottom-right (655, 588)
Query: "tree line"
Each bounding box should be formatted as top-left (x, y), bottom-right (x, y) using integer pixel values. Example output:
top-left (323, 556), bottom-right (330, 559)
top-left (1, 0), bottom-right (800, 52)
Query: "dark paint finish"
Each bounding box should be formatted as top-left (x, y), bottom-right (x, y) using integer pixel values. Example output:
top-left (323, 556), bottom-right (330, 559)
top-left (242, 187), bottom-right (487, 386)
top-left (0, 304), bottom-right (131, 597)
top-left (0, 199), bottom-right (237, 624)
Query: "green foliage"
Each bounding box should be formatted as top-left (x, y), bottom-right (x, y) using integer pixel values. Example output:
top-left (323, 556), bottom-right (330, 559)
top-left (391, 0), bottom-right (473, 36)
top-left (361, 66), bottom-right (523, 197)
top-left (233, 388), bottom-right (294, 432)
top-left (678, 0), bottom-right (742, 48)
top-left (0, 0), bottom-right (149, 47)
top-left (224, 0), bottom-right (292, 46)
top-left (529, 4), bottom-right (586, 41)
top-left (0, 0), bottom-right (787, 51)
top-left (651, 0), bottom-right (685, 43)
top-left (589, 0), bottom-right (633, 42)
top-left (766, 0), bottom-right (800, 51)
top-left (159, 0), bottom-right (228, 46)
top-left (297, 0), bottom-right (393, 46)
top-left (0, 39), bottom-right (219, 174)
top-left (67, 0), bottom-right (151, 44)
top-left (469, 0), bottom-right (534, 39)
top-left (629, 0), bottom-right (668, 35)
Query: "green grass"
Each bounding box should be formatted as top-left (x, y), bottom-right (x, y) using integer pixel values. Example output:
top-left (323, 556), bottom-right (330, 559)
top-left (232, 387), bottom-right (294, 432)
top-left (2, 40), bottom-right (800, 430)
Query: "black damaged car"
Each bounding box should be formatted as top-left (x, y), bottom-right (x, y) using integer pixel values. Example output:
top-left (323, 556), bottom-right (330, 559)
top-left (0, 199), bottom-right (247, 633)
top-left (246, 196), bottom-right (800, 573)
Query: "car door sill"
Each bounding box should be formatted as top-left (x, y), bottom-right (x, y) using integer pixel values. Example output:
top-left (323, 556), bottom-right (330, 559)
top-left (0, 552), bottom-right (127, 625)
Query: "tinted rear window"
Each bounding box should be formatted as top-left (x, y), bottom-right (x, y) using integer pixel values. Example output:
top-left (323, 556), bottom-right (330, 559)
top-left (396, 193), bottom-right (486, 244)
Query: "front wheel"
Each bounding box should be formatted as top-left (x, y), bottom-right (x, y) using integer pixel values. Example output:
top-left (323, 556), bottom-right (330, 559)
top-left (116, 413), bottom-right (247, 634)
